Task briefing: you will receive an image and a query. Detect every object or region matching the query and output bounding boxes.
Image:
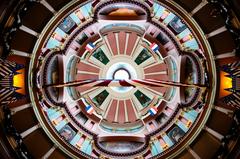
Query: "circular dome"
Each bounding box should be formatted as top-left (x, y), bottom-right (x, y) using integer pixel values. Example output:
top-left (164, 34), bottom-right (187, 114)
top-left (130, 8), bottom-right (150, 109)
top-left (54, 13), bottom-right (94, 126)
top-left (113, 69), bottom-right (131, 80)
top-left (27, 0), bottom-right (216, 158)
top-left (2, 0), bottom-right (240, 158)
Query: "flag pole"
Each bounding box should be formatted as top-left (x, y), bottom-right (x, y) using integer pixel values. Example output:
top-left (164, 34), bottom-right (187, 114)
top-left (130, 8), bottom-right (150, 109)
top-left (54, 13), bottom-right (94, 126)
top-left (45, 79), bottom-right (206, 89)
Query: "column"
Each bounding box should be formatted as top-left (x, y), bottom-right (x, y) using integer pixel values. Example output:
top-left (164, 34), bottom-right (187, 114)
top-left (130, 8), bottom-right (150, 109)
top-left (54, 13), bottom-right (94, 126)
top-left (41, 145), bottom-right (57, 159)
top-left (10, 49), bottom-right (31, 58)
top-left (204, 126), bottom-right (224, 140)
top-left (19, 25), bottom-right (39, 37)
top-left (206, 26), bottom-right (227, 38)
top-left (214, 105), bottom-right (233, 115)
top-left (190, 0), bottom-right (208, 16)
top-left (214, 50), bottom-right (236, 60)
top-left (187, 146), bottom-right (201, 159)
top-left (11, 103), bottom-right (32, 115)
top-left (20, 124), bottom-right (40, 138)
top-left (40, 0), bottom-right (56, 14)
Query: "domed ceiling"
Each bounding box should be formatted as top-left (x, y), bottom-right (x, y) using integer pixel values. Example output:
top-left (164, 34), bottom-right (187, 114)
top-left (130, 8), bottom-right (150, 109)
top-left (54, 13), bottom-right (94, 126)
top-left (0, 0), bottom-right (240, 159)
top-left (28, 1), bottom-right (216, 158)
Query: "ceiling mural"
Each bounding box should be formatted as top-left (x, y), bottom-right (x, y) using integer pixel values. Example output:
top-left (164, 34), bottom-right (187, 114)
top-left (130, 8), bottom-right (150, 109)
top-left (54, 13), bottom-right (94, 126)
top-left (0, 0), bottom-right (239, 159)
top-left (28, 1), bottom-right (216, 158)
